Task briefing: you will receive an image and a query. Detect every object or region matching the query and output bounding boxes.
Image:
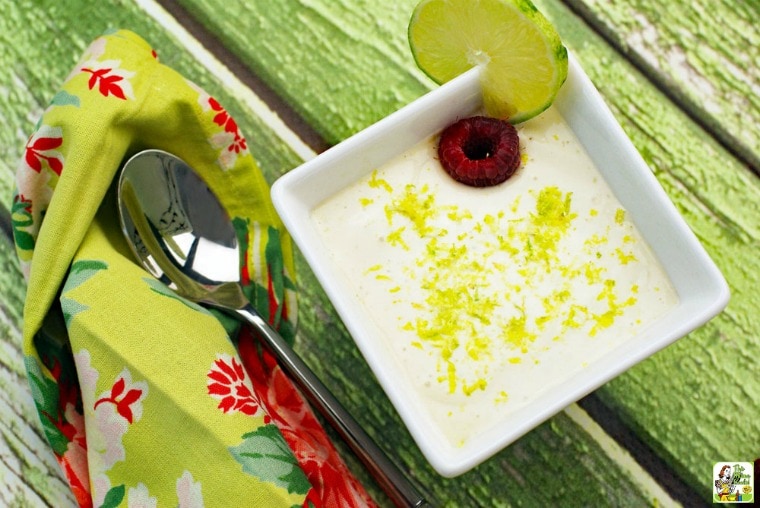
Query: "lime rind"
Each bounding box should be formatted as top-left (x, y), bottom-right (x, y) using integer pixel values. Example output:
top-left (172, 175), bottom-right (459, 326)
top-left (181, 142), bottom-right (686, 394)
top-left (409, 0), bottom-right (568, 123)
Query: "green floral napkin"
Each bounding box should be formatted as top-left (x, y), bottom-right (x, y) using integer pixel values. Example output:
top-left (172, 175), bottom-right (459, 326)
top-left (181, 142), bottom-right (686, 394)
top-left (12, 30), bottom-right (374, 507)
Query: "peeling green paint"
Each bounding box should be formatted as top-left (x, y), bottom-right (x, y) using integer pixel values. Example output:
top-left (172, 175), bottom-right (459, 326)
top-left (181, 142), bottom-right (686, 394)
top-left (1, 0), bottom-right (758, 505)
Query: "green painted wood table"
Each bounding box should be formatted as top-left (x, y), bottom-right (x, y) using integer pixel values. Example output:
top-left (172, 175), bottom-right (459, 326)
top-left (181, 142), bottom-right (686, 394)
top-left (1, 0), bottom-right (757, 506)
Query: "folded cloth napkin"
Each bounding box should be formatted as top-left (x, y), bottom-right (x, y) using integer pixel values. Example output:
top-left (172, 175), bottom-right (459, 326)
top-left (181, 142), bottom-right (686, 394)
top-left (11, 30), bottom-right (375, 507)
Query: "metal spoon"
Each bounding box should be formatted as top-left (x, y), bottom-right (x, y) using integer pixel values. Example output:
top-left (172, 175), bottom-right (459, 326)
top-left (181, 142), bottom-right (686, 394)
top-left (117, 149), bottom-right (425, 508)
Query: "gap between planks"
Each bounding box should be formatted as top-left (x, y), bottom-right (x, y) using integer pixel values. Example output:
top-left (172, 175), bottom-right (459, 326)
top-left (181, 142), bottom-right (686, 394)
top-left (137, 0), bottom-right (694, 505)
top-left (576, 395), bottom-right (708, 507)
top-left (562, 0), bottom-right (759, 176)
top-left (138, 0), bottom-right (326, 158)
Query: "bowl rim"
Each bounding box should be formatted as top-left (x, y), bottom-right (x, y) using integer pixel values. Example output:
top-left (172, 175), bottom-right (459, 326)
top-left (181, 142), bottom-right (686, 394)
top-left (271, 53), bottom-right (730, 477)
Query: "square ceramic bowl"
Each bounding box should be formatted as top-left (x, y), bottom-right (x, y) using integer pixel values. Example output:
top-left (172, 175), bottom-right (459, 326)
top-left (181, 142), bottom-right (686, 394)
top-left (271, 54), bottom-right (729, 477)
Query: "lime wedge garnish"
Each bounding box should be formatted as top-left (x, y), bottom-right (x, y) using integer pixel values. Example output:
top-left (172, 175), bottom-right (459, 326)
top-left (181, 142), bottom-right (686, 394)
top-left (409, 0), bottom-right (568, 123)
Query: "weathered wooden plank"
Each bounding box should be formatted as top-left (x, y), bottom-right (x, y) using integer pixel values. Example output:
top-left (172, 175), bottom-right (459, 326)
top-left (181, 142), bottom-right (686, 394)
top-left (0, 1), bottom-right (678, 507)
top-left (171, 0), bottom-right (433, 145)
top-left (172, 0), bottom-right (760, 502)
top-left (565, 0), bottom-right (760, 171)
top-left (535, 0), bottom-right (760, 495)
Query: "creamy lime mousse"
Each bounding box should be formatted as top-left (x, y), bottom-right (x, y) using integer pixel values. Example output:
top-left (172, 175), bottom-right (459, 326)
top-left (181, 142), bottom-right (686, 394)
top-left (312, 106), bottom-right (679, 448)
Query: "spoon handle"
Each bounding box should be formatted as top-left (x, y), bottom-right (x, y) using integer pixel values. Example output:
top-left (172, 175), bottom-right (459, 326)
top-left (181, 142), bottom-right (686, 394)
top-left (235, 305), bottom-right (427, 508)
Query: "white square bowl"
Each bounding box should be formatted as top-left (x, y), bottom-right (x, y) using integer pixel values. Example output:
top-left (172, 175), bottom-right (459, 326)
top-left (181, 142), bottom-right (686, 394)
top-left (271, 54), bottom-right (729, 477)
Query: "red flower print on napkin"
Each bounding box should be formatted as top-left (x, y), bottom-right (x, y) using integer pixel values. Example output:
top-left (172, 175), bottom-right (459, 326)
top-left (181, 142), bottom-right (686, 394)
top-left (79, 60), bottom-right (134, 100)
top-left (186, 81), bottom-right (251, 169)
top-left (237, 328), bottom-right (377, 508)
top-left (209, 97), bottom-right (247, 154)
top-left (94, 377), bottom-right (143, 424)
top-left (207, 354), bottom-right (262, 417)
top-left (24, 127), bottom-right (64, 175)
top-left (45, 358), bottom-right (91, 507)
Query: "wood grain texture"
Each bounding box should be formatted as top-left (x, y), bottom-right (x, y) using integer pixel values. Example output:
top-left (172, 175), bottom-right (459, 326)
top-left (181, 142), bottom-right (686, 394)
top-left (173, 0), bottom-right (760, 502)
top-left (0, 1), bottom-right (674, 506)
top-left (174, 0), bottom-right (434, 145)
top-left (0, 2), bottom-right (680, 506)
top-left (565, 0), bottom-right (760, 171)
top-left (5, 0), bottom-right (757, 505)
top-left (536, 1), bottom-right (760, 495)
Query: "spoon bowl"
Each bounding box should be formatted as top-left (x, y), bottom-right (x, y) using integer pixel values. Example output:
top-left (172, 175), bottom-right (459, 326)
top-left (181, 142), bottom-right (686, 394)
top-left (117, 149), bottom-right (425, 507)
top-left (118, 150), bottom-right (247, 308)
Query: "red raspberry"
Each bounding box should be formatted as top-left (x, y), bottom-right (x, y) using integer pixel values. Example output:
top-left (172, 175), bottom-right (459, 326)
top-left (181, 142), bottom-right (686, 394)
top-left (437, 116), bottom-right (521, 187)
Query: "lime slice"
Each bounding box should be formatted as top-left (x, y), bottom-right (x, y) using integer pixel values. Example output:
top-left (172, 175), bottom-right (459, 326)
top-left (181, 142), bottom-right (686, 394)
top-left (408, 0), bottom-right (568, 123)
